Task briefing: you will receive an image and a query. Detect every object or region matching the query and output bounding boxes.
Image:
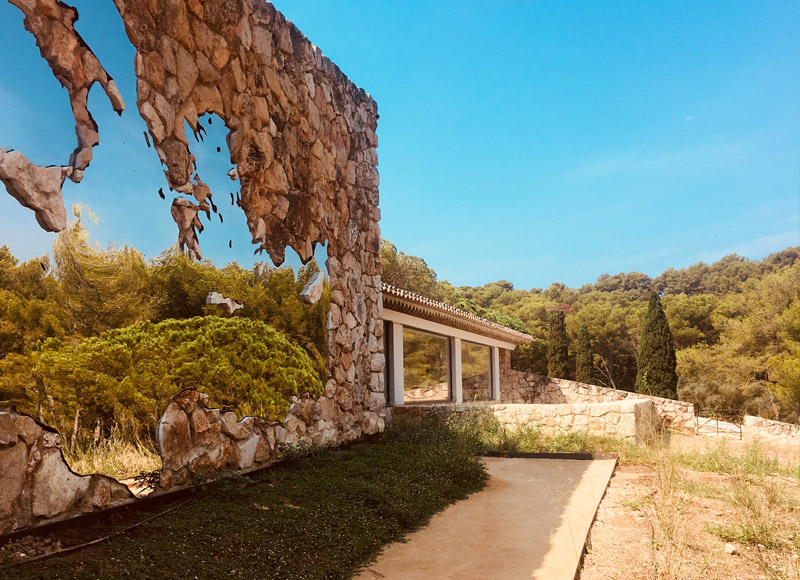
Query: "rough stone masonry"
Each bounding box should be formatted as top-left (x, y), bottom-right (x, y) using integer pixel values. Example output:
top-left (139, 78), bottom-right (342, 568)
top-left (2, 0), bottom-right (383, 444)
top-left (1, 0), bottom-right (384, 529)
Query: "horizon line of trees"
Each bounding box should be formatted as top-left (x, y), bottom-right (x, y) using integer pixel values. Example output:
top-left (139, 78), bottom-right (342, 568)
top-left (381, 240), bottom-right (800, 423)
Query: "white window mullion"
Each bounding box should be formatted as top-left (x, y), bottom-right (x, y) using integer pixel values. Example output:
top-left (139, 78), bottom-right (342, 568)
top-left (451, 337), bottom-right (463, 403)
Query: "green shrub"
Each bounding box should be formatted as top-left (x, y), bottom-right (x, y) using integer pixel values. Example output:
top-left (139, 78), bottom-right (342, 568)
top-left (37, 316), bottom-right (322, 444)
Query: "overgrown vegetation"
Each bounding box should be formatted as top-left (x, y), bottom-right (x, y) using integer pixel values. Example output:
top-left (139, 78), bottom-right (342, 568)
top-left (60, 430), bottom-right (162, 481)
top-left (381, 240), bottom-right (800, 423)
top-left (38, 316), bottom-right (322, 445)
top-left (0, 208), bottom-right (329, 457)
top-left (4, 424), bottom-right (488, 580)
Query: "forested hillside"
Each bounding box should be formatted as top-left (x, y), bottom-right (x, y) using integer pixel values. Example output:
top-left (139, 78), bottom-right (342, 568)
top-left (382, 241), bottom-right (800, 423)
top-left (0, 211), bottom-right (329, 450)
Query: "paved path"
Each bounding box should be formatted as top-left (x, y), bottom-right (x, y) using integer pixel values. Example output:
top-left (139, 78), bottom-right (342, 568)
top-left (356, 456), bottom-right (617, 580)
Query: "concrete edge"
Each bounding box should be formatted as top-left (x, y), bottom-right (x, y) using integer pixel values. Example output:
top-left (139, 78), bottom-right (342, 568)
top-left (572, 456), bottom-right (619, 580)
top-left (479, 451), bottom-right (620, 580)
top-left (481, 451), bottom-right (620, 461)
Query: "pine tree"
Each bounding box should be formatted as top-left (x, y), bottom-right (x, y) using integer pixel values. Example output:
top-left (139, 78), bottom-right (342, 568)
top-left (547, 310), bottom-right (568, 379)
top-left (636, 291), bottom-right (678, 398)
top-left (575, 323), bottom-right (594, 384)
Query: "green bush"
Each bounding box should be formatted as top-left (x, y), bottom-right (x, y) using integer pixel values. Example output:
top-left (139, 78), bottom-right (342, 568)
top-left (37, 316), bottom-right (322, 444)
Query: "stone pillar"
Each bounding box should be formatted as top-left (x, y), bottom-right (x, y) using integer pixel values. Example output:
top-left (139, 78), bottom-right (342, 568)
top-left (389, 322), bottom-right (405, 406)
top-left (451, 337), bottom-right (463, 403)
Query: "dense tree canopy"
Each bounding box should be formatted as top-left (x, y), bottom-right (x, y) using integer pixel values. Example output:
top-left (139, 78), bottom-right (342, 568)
top-left (380, 240), bottom-right (800, 421)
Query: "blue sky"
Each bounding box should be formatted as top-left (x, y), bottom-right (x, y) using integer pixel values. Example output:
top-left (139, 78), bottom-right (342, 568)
top-left (1, 1), bottom-right (798, 290)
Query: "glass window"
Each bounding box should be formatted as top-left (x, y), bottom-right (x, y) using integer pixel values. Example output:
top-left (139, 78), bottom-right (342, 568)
top-left (402, 327), bottom-right (449, 403)
top-left (461, 341), bottom-right (491, 402)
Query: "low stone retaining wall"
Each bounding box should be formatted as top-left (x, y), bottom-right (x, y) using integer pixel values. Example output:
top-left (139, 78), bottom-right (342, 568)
top-left (158, 388), bottom-right (383, 490)
top-left (0, 412), bottom-right (134, 536)
top-left (743, 416), bottom-right (800, 449)
top-left (1, 387), bottom-right (386, 536)
top-left (500, 368), bottom-right (695, 432)
top-left (390, 399), bottom-right (662, 443)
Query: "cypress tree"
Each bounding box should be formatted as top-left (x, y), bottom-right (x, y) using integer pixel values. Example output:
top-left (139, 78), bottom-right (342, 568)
top-left (547, 310), bottom-right (568, 379)
top-left (636, 291), bottom-right (678, 399)
top-left (575, 323), bottom-right (594, 384)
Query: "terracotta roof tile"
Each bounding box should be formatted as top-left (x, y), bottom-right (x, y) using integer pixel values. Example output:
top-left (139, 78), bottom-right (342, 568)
top-left (381, 283), bottom-right (532, 345)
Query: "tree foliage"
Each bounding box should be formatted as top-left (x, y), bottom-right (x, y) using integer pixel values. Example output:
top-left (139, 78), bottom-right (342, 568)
top-left (0, 209), bottom-right (331, 448)
top-left (380, 239), bottom-right (443, 300)
top-left (636, 292), bottom-right (678, 399)
top-left (36, 317), bottom-right (322, 444)
top-left (575, 323), bottom-right (594, 384)
top-left (378, 240), bottom-right (800, 422)
top-left (547, 310), bottom-right (569, 379)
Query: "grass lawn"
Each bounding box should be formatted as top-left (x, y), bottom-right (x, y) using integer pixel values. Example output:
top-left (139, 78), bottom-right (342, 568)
top-left (2, 427), bottom-right (487, 580)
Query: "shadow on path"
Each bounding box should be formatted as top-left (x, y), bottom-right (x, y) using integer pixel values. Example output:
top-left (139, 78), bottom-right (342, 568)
top-left (357, 456), bottom-right (617, 580)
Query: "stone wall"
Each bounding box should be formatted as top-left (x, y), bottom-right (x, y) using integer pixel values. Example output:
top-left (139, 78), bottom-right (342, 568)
top-left (462, 372), bottom-right (491, 402)
top-left (113, 0), bottom-right (384, 449)
top-left (4, 0), bottom-right (385, 448)
top-left (498, 351), bottom-right (695, 431)
top-left (389, 399), bottom-right (662, 442)
top-left (0, 412), bottom-right (134, 536)
top-left (2, 0), bottom-right (386, 530)
top-left (743, 416), bottom-right (800, 451)
top-left (158, 389), bottom-right (346, 489)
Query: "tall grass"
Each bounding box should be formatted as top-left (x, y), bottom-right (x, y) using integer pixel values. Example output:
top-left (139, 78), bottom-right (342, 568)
top-left (428, 412), bottom-right (800, 579)
top-left (425, 409), bottom-right (660, 463)
top-left (61, 430), bottom-right (161, 481)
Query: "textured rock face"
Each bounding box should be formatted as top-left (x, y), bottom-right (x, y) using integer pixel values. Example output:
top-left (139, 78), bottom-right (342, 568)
top-left (4, 0), bottom-right (385, 449)
top-left (2, 0), bottom-right (125, 230)
top-left (390, 400), bottom-right (663, 443)
top-left (497, 351), bottom-right (695, 431)
top-left (0, 412), bottom-right (133, 535)
top-left (157, 389), bottom-right (381, 490)
top-left (0, 149), bottom-right (70, 231)
top-left (299, 271), bottom-right (325, 304)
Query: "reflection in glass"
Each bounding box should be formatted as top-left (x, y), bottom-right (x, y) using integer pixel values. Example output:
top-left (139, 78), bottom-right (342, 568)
top-left (462, 341), bottom-right (491, 402)
top-left (403, 328), bottom-right (449, 403)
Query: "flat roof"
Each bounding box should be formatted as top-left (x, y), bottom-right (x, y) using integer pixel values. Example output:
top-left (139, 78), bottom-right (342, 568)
top-left (382, 283), bottom-right (532, 346)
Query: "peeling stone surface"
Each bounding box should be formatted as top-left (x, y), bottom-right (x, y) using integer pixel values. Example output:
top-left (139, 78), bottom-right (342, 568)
top-left (0, 411), bottom-right (134, 536)
top-left (299, 271), bottom-right (325, 304)
top-left (206, 291), bottom-right (244, 314)
top-left (0, 149), bottom-right (70, 231)
top-left (2, 0), bottom-right (385, 526)
top-left (4, 0), bottom-right (384, 448)
top-left (3, 0), bottom-right (125, 228)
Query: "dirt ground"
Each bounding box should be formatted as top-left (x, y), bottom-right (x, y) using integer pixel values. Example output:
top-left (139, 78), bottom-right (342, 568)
top-left (579, 463), bottom-right (800, 580)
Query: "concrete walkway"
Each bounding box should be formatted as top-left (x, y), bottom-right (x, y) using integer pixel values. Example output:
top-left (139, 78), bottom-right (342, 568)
top-left (356, 456), bottom-right (617, 580)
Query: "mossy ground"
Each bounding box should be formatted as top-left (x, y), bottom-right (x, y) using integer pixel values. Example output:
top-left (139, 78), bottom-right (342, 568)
top-left (2, 428), bottom-right (487, 580)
